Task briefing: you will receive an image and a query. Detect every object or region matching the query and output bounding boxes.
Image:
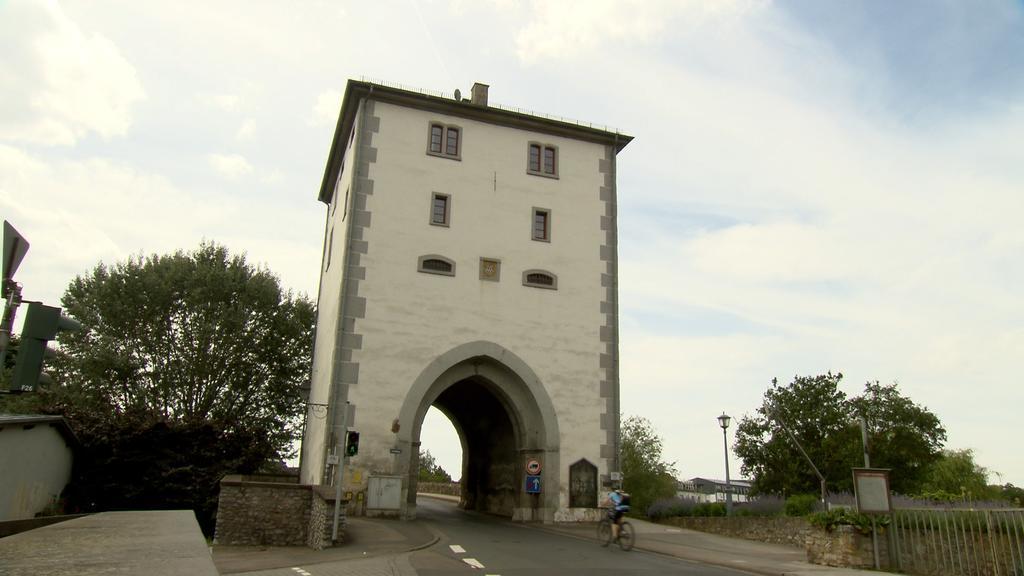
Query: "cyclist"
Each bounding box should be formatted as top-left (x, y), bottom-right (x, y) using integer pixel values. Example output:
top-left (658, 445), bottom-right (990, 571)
top-left (607, 488), bottom-right (630, 542)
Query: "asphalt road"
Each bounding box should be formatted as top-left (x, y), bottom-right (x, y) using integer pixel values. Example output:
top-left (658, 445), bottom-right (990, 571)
top-left (409, 498), bottom-right (751, 576)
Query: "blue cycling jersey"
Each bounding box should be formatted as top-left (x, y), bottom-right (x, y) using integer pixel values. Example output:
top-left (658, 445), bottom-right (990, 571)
top-left (610, 491), bottom-right (630, 511)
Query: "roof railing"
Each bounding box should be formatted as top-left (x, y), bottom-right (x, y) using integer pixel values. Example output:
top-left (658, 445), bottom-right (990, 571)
top-left (358, 76), bottom-right (622, 135)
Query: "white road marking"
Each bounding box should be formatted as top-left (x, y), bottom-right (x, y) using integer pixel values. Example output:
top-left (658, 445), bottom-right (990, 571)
top-left (463, 558), bottom-right (486, 569)
top-left (666, 528), bottom-right (682, 533)
top-left (290, 568), bottom-right (312, 576)
top-left (450, 544), bottom-right (466, 553)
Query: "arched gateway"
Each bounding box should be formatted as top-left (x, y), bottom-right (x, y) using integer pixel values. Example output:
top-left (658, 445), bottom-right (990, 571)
top-left (398, 341), bottom-right (560, 520)
top-left (299, 79), bottom-right (632, 523)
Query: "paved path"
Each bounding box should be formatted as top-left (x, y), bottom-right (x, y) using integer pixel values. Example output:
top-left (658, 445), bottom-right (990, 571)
top-left (0, 510), bottom-right (218, 576)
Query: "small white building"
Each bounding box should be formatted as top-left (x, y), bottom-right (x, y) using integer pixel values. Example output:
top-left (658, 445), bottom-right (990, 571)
top-left (677, 477), bottom-right (753, 504)
top-left (0, 415), bottom-right (76, 521)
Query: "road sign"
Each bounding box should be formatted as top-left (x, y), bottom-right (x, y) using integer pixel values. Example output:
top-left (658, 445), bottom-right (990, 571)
top-left (2, 221), bottom-right (29, 285)
top-left (525, 475), bottom-right (542, 494)
top-left (610, 471), bottom-right (623, 481)
top-left (526, 458), bottom-right (542, 475)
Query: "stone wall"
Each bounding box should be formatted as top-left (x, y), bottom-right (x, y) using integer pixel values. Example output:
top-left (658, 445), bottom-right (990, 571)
top-left (806, 525), bottom-right (888, 569)
top-left (657, 516), bottom-right (812, 548)
top-left (417, 482), bottom-right (461, 496)
top-left (215, 476), bottom-right (341, 550)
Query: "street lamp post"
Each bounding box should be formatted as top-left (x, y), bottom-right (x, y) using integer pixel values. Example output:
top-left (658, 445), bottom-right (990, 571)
top-left (717, 413), bottom-right (733, 516)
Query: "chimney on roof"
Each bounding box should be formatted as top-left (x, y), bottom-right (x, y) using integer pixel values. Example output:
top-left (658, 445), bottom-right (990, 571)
top-left (470, 82), bottom-right (489, 106)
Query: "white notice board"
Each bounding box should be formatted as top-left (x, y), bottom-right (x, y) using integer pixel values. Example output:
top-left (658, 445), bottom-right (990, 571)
top-left (852, 468), bottom-right (892, 514)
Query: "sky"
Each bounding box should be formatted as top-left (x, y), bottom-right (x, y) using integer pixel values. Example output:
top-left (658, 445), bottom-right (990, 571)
top-left (2, 0), bottom-right (1023, 488)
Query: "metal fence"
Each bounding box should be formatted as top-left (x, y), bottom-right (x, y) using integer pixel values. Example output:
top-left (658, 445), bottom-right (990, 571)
top-left (890, 508), bottom-right (1024, 576)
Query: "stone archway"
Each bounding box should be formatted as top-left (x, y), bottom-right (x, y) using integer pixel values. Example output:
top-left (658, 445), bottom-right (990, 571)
top-left (393, 341), bottom-right (560, 522)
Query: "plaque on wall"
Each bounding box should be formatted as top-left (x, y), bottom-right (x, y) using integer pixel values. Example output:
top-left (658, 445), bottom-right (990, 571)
top-left (569, 459), bottom-right (598, 508)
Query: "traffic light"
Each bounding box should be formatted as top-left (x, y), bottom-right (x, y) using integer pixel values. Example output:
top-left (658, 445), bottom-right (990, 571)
top-left (10, 302), bottom-right (81, 393)
top-left (345, 431), bottom-right (360, 457)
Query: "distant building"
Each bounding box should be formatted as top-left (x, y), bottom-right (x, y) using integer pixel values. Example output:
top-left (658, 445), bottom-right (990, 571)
top-left (0, 415), bottom-right (76, 521)
top-left (677, 477), bottom-right (753, 504)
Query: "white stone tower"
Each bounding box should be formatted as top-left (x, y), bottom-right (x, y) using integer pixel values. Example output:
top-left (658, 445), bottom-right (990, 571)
top-left (300, 80), bottom-right (632, 522)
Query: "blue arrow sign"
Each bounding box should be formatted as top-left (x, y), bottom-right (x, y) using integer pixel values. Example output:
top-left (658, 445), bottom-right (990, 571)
top-left (525, 475), bottom-right (542, 494)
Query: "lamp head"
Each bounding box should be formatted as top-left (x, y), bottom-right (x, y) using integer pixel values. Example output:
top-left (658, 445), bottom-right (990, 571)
top-left (717, 413), bottom-right (731, 430)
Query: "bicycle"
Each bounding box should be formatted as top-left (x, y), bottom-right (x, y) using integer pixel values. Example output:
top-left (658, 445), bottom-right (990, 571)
top-left (597, 509), bottom-right (635, 551)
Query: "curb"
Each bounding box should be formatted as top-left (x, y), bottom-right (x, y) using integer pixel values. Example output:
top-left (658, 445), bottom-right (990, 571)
top-left (405, 534), bottom-right (440, 552)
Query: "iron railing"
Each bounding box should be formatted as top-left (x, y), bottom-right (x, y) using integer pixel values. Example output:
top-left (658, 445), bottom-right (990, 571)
top-left (890, 508), bottom-right (1024, 576)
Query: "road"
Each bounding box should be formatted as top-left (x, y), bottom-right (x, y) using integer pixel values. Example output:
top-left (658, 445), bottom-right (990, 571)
top-left (409, 497), bottom-right (750, 576)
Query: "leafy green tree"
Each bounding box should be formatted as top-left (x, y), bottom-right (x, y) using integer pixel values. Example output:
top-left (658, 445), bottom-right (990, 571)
top-left (0, 243), bottom-right (314, 534)
top-left (920, 449), bottom-right (995, 501)
top-left (417, 449), bottom-right (453, 483)
top-left (850, 382), bottom-right (946, 494)
top-left (620, 415), bottom-right (678, 515)
top-left (734, 374), bottom-right (946, 496)
top-left (996, 483), bottom-right (1024, 506)
top-left (734, 373), bottom-right (852, 497)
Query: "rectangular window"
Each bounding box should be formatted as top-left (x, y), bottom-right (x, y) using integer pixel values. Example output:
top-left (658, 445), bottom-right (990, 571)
top-left (446, 127), bottom-right (460, 156)
top-left (429, 124), bottom-right (443, 154)
top-left (532, 208), bottom-right (550, 241)
top-left (543, 147), bottom-right (556, 174)
top-left (427, 122), bottom-right (461, 160)
top-left (527, 142), bottom-right (558, 178)
top-left (431, 193), bottom-right (450, 226)
top-left (529, 144), bottom-right (541, 172)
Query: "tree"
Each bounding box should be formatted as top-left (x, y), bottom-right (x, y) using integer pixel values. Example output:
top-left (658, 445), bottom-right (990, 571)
top-left (920, 449), bottom-right (994, 501)
top-left (734, 373), bottom-right (946, 497)
top-left (0, 243), bottom-right (314, 534)
top-left (417, 449), bottom-right (453, 483)
top-left (620, 415), bottom-right (678, 515)
top-left (849, 382), bottom-right (946, 494)
top-left (734, 373), bottom-right (852, 497)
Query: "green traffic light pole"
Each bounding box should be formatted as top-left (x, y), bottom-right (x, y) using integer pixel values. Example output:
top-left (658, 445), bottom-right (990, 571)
top-left (0, 280), bottom-right (23, 379)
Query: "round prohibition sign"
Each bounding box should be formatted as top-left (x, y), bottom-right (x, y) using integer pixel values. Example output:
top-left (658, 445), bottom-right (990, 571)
top-left (526, 458), bottom-right (542, 475)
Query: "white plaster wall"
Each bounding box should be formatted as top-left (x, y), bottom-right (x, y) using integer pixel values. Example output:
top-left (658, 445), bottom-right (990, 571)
top-left (301, 101), bottom-right (363, 485)
top-left (345, 101), bottom-right (611, 512)
top-left (0, 424), bottom-right (73, 521)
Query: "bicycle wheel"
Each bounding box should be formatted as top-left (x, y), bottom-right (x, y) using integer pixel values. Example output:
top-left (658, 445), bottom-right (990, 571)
top-left (617, 521), bottom-right (635, 551)
top-left (597, 519), bottom-right (612, 547)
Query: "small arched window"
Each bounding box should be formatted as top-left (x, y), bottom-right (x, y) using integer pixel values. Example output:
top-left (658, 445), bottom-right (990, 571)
top-left (418, 255), bottom-right (455, 277)
top-left (523, 269), bottom-right (557, 290)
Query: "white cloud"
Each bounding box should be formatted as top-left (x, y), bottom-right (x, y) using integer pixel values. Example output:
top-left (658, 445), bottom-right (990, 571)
top-left (0, 0), bottom-right (145, 146)
top-left (201, 93), bottom-right (243, 113)
top-left (236, 118), bottom-right (257, 141)
top-left (310, 90), bottom-right (342, 126)
top-left (514, 0), bottom-right (764, 64)
top-left (207, 153), bottom-right (254, 179)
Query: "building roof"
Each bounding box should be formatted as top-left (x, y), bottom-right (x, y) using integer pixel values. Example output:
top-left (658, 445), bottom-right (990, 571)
top-left (318, 79), bottom-right (634, 203)
top-left (0, 414), bottom-right (79, 448)
top-left (687, 477), bottom-right (754, 489)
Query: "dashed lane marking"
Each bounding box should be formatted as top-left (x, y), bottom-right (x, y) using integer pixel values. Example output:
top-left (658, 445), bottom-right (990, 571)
top-left (450, 544), bottom-right (467, 553)
top-left (291, 568), bottom-right (312, 576)
top-left (462, 558), bottom-right (486, 569)
top-left (666, 528), bottom-right (682, 533)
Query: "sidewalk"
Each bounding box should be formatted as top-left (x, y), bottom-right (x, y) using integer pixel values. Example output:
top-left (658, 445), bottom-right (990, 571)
top-left (528, 517), bottom-right (878, 576)
top-left (212, 515), bottom-right (437, 575)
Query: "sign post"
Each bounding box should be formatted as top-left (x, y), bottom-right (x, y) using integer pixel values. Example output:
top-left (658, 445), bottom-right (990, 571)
top-left (853, 468), bottom-right (892, 570)
top-left (526, 458), bottom-right (542, 476)
top-left (525, 475), bottom-right (542, 494)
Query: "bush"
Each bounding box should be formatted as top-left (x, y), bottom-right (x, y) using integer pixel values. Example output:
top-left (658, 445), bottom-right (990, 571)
top-left (809, 508), bottom-right (889, 535)
top-left (785, 494), bottom-right (821, 516)
top-left (646, 497), bottom-right (697, 520)
top-left (693, 502), bottom-right (727, 517)
top-left (733, 494), bottom-right (785, 516)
